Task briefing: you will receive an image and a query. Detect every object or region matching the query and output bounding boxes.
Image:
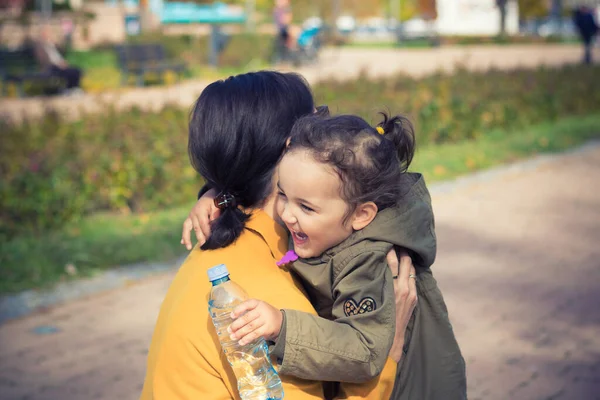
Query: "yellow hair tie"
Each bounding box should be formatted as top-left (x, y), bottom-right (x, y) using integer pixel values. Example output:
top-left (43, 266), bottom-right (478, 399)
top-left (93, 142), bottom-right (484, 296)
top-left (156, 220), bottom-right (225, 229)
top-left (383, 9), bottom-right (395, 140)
top-left (376, 126), bottom-right (385, 135)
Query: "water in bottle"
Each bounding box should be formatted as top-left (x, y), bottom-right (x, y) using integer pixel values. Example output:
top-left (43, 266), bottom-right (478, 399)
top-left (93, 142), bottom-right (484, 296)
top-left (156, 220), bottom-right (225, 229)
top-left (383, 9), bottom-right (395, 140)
top-left (208, 264), bottom-right (284, 400)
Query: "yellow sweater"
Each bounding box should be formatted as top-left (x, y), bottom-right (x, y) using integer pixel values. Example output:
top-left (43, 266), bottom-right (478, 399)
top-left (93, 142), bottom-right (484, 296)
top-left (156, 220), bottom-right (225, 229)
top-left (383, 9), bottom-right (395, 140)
top-left (140, 210), bottom-right (396, 399)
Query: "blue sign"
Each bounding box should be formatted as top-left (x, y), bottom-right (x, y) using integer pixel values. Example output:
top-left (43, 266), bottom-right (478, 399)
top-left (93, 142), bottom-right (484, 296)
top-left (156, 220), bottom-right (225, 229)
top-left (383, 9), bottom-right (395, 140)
top-left (161, 2), bottom-right (246, 24)
top-left (125, 13), bottom-right (141, 35)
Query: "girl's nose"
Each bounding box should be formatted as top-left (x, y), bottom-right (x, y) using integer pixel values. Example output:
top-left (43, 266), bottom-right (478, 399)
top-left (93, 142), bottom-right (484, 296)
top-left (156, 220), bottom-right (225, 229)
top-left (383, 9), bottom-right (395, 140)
top-left (281, 205), bottom-right (297, 225)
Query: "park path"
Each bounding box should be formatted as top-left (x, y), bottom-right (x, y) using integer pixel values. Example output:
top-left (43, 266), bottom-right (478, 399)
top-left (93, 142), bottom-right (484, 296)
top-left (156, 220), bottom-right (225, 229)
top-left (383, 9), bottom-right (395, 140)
top-left (1, 143), bottom-right (599, 400)
top-left (0, 43), bottom-right (593, 123)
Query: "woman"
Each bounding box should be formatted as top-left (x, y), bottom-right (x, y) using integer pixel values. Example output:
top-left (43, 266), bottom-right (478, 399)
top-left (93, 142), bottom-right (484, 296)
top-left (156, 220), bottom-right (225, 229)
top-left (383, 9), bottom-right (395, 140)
top-left (140, 71), bottom-right (417, 400)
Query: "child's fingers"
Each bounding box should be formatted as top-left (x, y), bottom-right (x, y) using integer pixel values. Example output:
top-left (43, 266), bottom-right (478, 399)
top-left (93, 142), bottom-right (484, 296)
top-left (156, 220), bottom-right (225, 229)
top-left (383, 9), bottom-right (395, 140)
top-left (237, 326), bottom-right (266, 346)
top-left (229, 308), bottom-right (261, 335)
top-left (231, 318), bottom-right (266, 344)
top-left (231, 299), bottom-right (259, 319)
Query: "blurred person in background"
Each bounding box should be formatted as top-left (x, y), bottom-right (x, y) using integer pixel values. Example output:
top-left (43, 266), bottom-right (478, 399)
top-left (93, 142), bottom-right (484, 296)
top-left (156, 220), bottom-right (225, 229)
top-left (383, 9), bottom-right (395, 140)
top-left (274, 0), bottom-right (296, 51)
top-left (573, 5), bottom-right (599, 64)
top-left (33, 25), bottom-right (83, 95)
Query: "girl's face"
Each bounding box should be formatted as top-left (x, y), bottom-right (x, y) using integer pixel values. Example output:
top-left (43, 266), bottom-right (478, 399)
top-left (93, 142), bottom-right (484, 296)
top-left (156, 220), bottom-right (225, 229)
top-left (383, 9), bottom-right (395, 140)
top-left (275, 149), bottom-right (354, 259)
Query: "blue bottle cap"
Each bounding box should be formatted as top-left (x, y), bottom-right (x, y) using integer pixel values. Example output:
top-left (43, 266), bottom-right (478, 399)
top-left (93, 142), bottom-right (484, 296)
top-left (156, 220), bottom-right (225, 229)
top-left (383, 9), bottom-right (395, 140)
top-left (207, 264), bottom-right (229, 282)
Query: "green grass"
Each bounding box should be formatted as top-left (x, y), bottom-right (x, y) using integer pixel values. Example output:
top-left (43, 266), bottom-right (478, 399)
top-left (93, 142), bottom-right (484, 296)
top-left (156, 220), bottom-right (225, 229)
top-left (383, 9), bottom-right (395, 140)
top-left (345, 39), bottom-right (434, 49)
top-left (2, 113), bottom-right (600, 294)
top-left (0, 43), bottom-right (271, 95)
top-left (344, 35), bottom-right (578, 49)
top-left (63, 49), bottom-right (263, 93)
top-left (0, 204), bottom-right (192, 293)
top-left (411, 113), bottom-right (600, 180)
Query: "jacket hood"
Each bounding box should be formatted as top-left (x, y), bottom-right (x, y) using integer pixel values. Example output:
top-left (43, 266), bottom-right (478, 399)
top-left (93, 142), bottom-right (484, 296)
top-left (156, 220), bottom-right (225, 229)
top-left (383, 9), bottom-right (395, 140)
top-left (322, 173), bottom-right (437, 269)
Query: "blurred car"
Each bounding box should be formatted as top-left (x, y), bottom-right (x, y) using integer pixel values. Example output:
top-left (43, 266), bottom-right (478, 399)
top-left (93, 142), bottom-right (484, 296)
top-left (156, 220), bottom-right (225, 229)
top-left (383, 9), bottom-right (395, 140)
top-left (397, 17), bottom-right (438, 40)
top-left (336, 15), bottom-right (356, 35)
top-left (521, 17), bottom-right (577, 38)
top-left (538, 19), bottom-right (577, 38)
top-left (352, 17), bottom-right (396, 41)
top-left (303, 16), bottom-right (323, 30)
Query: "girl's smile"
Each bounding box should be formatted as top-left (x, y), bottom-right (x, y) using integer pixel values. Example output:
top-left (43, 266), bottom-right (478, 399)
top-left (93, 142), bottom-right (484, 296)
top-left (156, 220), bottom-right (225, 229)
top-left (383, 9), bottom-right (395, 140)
top-left (276, 149), bottom-right (355, 259)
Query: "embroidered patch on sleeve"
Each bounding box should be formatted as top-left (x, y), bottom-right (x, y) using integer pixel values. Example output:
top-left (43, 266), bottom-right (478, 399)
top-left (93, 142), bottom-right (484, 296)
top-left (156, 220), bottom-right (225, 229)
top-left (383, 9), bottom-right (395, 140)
top-left (343, 297), bottom-right (377, 317)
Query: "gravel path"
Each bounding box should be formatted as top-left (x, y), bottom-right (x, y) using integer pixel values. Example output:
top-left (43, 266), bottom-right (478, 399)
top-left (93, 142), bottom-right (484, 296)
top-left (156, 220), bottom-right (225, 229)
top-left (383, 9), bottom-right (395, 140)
top-left (0, 44), bottom-right (593, 123)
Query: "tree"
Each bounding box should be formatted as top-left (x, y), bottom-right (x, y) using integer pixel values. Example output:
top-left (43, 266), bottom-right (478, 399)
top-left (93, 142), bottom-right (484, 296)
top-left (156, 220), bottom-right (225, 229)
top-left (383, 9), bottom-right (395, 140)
top-left (418, 0), bottom-right (437, 20)
top-left (550, 0), bottom-right (562, 22)
top-left (518, 0), bottom-right (548, 20)
top-left (497, 0), bottom-right (508, 35)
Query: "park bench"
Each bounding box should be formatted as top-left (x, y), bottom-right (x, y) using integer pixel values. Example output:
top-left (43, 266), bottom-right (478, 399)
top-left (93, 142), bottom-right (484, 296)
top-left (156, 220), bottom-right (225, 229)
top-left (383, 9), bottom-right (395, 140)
top-left (114, 43), bottom-right (187, 87)
top-left (0, 47), bottom-right (66, 97)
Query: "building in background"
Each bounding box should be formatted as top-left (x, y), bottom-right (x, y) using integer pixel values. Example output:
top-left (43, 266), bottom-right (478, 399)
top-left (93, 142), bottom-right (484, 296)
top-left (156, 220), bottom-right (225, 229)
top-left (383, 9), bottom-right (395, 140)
top-left (436, 0), bottom-right (519, 35)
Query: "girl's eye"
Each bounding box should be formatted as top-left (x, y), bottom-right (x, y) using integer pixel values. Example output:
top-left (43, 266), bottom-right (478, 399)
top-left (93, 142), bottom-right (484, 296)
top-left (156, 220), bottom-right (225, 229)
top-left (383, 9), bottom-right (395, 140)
top-left (301, 204), bottom-right (315, 213)
top-left (277, 191), bottom-right (286, 198)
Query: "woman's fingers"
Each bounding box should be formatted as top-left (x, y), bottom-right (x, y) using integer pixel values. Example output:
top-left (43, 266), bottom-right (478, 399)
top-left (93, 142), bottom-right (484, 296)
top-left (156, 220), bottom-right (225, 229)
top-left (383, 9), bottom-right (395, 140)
top-left (386, 248), bottom-right (400, 280)
top-left (408, 264), bottom-right (417, 306)
top-left (181, 218), bottom-right (194, 250)
top-left (388, 249), bottom-right (418, 363)
top-left (197, 210), bottom-right (212, 242)
top-left (397, 249), bottom-right (412, 282)
top-left (190, 213), bottom-right (206, 247)
top-left (396, 249), bottom-right (417, 305)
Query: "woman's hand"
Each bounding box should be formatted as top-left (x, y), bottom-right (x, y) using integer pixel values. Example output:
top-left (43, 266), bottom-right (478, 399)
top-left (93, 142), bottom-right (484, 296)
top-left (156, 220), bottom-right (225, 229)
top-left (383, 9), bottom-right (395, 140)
top-left (181, 188), bottom-right (220, 250)
top-left (386, 248), bottom-right (418, 363)
top-left (228, 299), bottom-right (284, 346)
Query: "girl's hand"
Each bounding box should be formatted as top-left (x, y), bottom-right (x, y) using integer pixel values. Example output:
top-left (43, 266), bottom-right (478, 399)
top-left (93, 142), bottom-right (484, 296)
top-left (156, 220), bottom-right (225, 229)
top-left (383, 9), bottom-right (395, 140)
top-left (181, 188), bottom-right (220, 250)
top-left (228, 299), bottom-right (284, 346)
top-left (387, 248), bottom-right (418, 363)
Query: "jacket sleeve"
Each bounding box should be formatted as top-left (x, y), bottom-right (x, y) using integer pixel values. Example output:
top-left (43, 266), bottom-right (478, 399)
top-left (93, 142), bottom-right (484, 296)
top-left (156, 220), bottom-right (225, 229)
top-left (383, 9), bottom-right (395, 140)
top-left (273, 247), bottom-right (396, 383)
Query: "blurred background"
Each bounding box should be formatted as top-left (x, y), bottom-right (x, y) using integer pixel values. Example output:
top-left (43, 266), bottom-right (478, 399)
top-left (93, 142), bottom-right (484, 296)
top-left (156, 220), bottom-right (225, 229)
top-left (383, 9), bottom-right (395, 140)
top-left (1, 1), bottom-right (599, 399)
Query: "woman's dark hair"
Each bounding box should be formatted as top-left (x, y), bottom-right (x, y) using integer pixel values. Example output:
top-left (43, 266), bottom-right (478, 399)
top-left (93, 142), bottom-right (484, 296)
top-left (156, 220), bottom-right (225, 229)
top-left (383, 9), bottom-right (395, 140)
top-left (287, 112), bottom-right (416, 218)
top-left (188, 71), bottom-right (315, 250)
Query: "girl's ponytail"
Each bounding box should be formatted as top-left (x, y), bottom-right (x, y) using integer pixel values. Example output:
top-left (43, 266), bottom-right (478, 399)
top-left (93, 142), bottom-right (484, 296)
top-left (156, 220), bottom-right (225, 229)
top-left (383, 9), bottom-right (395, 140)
top-left (377, 113), bottom-right (416, 172)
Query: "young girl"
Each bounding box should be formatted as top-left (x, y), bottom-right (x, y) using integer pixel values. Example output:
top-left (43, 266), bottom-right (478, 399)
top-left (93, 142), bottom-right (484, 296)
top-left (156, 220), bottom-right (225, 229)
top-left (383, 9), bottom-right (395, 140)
top-left (227, 113), bottom-right (467, 399)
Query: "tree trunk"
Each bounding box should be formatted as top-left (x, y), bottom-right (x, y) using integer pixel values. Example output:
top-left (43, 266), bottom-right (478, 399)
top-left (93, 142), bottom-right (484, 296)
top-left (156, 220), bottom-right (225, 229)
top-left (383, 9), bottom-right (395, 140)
top-left (138, 0), bottom-right (155, 33)
top-left (497, 0), bottom-right (507, 36)
top-left (551, 0), bottom-right (563, 30)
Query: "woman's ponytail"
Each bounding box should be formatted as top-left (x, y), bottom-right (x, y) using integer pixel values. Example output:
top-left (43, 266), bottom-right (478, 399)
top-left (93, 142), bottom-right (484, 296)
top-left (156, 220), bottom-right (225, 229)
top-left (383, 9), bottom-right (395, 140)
top-left (377, 113), bottom-right (416, 172)
top-left (202, 206), bottom-right (249, 250)
top-left (188, 71), bottom-right (314, 251)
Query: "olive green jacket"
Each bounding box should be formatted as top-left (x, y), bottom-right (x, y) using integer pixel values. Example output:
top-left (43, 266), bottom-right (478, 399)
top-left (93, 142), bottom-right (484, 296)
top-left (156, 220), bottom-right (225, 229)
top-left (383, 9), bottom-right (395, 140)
top-left (271, 173), bottom-right (467, 399)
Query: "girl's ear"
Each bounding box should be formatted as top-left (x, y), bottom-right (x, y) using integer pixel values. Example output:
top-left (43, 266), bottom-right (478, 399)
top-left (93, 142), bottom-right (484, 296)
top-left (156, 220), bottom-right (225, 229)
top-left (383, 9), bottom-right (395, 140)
top-left (285, 137), bottom-right (292, 147)
top-left (350, 202), bottom-right (378, 231)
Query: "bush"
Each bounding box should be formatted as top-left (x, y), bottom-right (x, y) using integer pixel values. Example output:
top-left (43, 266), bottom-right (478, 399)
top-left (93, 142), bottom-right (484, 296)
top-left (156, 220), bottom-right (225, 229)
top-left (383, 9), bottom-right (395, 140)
top-left (313, 65), bottom-right (600, 145)
top-left (2, 65), bottom-right (599, 238)
top-left (0, 107), bottom-right (200, 237)
top-left (124, 32), bottom-right (275, 68)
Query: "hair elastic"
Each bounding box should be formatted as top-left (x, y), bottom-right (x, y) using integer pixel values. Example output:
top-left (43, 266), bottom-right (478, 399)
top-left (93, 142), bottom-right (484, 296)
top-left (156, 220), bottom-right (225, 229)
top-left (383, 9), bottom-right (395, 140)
top-left (214, 192), bottom-right (237, 210)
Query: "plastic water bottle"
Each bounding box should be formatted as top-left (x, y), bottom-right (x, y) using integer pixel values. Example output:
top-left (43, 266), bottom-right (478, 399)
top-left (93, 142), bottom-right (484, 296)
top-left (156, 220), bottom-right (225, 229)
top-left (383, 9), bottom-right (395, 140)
top-left (208, 264), bottom-right (284, 400)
